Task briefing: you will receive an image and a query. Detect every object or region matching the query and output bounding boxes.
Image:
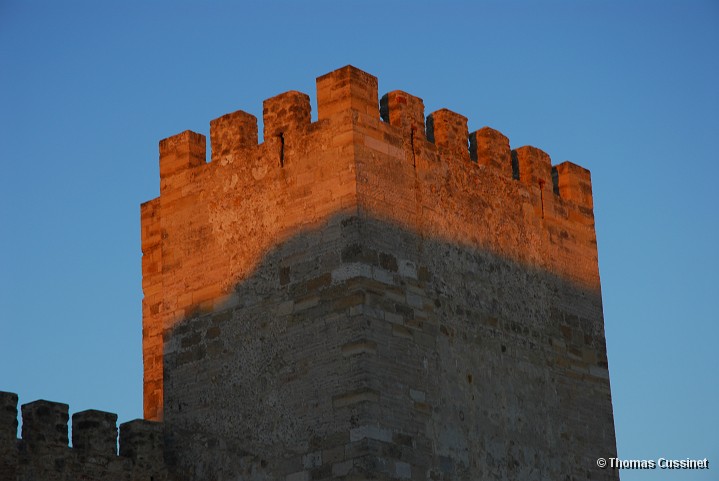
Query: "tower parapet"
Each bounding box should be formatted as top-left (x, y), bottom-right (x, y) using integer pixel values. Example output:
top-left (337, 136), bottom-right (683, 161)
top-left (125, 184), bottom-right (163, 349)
top-left (141, 66), bottom-right (617, 480)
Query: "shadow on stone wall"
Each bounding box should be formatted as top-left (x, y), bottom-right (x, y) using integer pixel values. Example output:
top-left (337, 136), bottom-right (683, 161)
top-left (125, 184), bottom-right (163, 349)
top-left (161, 213), bottom-right (617, 481)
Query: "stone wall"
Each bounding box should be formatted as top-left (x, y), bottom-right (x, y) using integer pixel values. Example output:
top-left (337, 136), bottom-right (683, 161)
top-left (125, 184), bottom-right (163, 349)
top-left (0, 391), bottom-right (165, 481)
top-left (141, 66), bottom-right (618, 480)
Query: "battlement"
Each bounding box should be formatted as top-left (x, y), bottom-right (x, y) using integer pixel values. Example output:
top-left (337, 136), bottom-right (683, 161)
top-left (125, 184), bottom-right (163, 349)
top-left (156, 65), bottom-right (593, 213)
top-left (150, 66), bottom-right (597, 282)
top-left (0, 391), bottom-right (165, 481)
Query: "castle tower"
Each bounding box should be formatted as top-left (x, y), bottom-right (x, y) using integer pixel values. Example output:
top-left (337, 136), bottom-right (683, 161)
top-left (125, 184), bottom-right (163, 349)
top-left (141, 66), bottom-right (618, 480)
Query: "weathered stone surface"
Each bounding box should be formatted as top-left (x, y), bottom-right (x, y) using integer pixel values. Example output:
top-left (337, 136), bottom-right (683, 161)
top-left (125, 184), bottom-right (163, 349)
top-left (470, 126), bottom-right (512, 176)
top-left (0, 391), bottom-right (167, 481)
top-left (140, 65), bottom-right (617, 480)
top-left (72, 409), bottom-right (118, 456)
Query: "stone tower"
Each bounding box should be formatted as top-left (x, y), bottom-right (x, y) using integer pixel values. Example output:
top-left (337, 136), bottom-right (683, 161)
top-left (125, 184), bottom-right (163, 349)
top-left (141, 66), bottom-right (618, 480)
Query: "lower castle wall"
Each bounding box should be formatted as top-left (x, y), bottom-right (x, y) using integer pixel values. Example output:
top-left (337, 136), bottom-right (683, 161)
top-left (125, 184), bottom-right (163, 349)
top-left (0, 392), bottom-right (166, 481)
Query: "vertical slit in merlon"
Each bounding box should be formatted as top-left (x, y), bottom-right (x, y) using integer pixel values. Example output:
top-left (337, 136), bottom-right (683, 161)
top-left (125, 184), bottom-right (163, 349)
top-left (410, 126), bottom-right (416, 168)
top-left (279, 132), bottom-right (285, 167)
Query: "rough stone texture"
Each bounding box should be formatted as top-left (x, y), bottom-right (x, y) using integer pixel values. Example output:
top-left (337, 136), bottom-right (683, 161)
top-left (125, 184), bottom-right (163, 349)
top-left (426, 108), bottom-right (470, 164)
top-left (0, 392), bottom-right (166, 480)
top-left (0, 392), bottom-right (18, 481)
top-left (140, 65), bottom-right (618, 480)
top-left (72, 409), bottom-right (118, 456)
top-left (469, 126), bottom-right (511, 176)
top-left (380, 91), bottom-right (426, 140)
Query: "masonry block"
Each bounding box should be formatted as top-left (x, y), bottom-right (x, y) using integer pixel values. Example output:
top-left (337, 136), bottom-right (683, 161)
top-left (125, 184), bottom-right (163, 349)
top-left (554, 161), bottom-right (594, 209)
top-left (0, 392), bottom-right (17, 481)
top-left (72, 409), bottom-right (118, 456)
top-left (317, 65), bottom-right (379, 120)
top-left (21, 400), bottom-right (69, 450)
top-left (470, 126), bottom-right (512, 176)
top-left (210, 110), bottom-right (258, 163)
top-left (119, 419), bottom-right (164, 469)
top-left (380, 90), bottom-right (426, 139)
top-left (426, 108), bottom-right (469, 163)
top-left (263, 90), bottom-right (311, 139)
top-left (0, 391), bottom-right (18, 445)
top-left (513, 145), bottom-right (553, 191)
top-left (159, 130), bottom-right (206, 179)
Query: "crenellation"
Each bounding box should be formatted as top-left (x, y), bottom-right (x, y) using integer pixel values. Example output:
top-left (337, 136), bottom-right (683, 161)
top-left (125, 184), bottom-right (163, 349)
top-left (316, 65), bottom-right (379, 121)
top-left (263, 90), bottom-right (312, 139)
top-left (426, 108), bottom-right (470, 163)
top-left (159, 130), bottom-right (207, 179)
top-left (512, 145), bottom-right (555, 219)
top-left (1, 391), bottom-right (167, 480)
top-left (0, 392), bottom-right (18, 444)
top-left (119, 419), bottom-right (164, 471)
top-left (21, 400), bottom-right (69, 450)
top-left (149, 66), bottom-right (594, 234)
top-left (553, 161), bottom-right (594, 210)
top-left (209, 109), bottom-right (258, 163)
top-left (469, 126), bottom-right (512, 177)
top-left (71, 409), bottom-right (118, 456)
top-left (513, 145), bottom-right (553, 191)
top-left (0, 392), bottom-right (18, 481)
top-left (380, 90), bottom-right (426, 140)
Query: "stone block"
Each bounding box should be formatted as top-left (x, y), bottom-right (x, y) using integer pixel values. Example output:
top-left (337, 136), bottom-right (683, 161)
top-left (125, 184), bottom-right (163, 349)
top-left (469, 126), bottom-right (511, 176)
top-left (317, 65), bottom-right (379, 120)
top-left (21, 399), bottom-right (69, 450)
top-left (72, 409), bottom-right (118, 456)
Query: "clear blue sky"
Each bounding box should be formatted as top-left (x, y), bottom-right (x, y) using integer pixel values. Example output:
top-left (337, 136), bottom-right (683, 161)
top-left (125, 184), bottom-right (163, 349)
top-left (1, 1), bottom-right (716, 479)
